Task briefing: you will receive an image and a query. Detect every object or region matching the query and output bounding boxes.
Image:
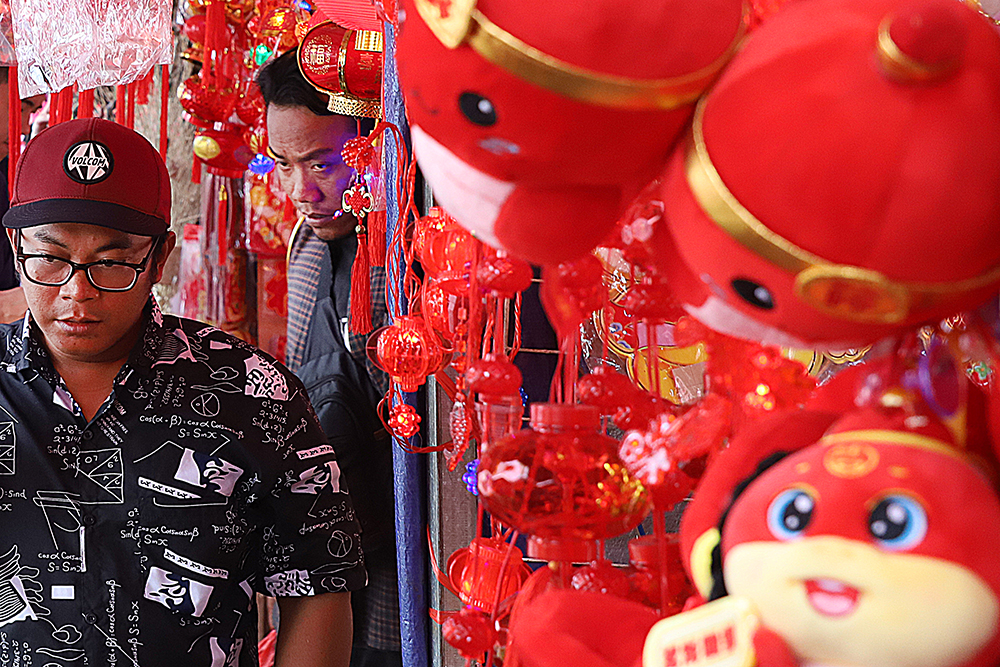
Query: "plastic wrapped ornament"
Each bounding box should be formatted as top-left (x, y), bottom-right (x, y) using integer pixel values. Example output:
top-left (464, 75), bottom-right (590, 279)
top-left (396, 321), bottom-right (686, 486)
top-left (478, 403), bottom-right (650, 562)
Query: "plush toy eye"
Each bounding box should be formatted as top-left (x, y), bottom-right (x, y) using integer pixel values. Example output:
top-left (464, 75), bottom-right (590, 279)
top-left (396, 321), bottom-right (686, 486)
top-left (731, 278), bottom-right (775, 310)
top-left (767, 488), bottom-right (815, 540)
top-left (869, 494), bottom-right (927, 551)
top-left (459, 92), bottom-right (498, 127)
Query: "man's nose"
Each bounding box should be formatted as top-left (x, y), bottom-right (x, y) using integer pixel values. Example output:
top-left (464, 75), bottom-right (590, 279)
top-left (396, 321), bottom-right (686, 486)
top-left (289, 169), bottom-right (323, 204)
top-left (60, 268), bottom-right (98, 300)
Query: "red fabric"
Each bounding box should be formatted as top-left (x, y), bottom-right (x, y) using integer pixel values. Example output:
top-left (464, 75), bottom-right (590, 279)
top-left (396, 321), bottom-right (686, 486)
top-left (509, 589), bottom-right (659, 667)
top-left (657, 0), bottom-right (1000, 346)
top-left (678, 408), bottom-right (840, 581)
top-left (753, 626), bottom-right (800, 667)
top-left (395, 0), bottom-right (745, 265)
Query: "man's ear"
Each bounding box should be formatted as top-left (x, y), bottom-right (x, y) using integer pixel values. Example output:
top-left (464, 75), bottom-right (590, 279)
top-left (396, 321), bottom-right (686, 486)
top-left (152, 231), bottom-right (176, 284)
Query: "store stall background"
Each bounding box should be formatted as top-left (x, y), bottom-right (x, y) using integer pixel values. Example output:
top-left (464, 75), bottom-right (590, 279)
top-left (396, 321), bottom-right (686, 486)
top-left (6, 2), bottom-right (1000, 667)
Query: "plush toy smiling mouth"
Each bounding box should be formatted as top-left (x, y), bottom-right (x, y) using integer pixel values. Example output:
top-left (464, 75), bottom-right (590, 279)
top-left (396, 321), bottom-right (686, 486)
top-left (804, 578), bottom-right (861, 617)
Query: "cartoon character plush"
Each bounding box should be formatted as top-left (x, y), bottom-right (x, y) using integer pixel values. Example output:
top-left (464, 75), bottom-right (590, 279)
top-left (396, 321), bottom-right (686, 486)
top-left (661, 405), bottom-right (1000, 667)
top-left (395, 0), bottom-right (747, 266)
top-left (653, 0), bottom-right (1000, 349)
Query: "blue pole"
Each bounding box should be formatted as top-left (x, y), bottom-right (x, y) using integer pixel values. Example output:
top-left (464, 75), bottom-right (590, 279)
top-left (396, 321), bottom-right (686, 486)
top-left (383, 21), bottom-right (429, 667)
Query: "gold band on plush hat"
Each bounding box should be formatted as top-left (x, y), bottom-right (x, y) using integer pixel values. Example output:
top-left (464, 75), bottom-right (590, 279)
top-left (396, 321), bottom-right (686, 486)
top-left (414, 0), bottom-right (748, 110)
top-left (684, 96), bottom-right (1000, 324)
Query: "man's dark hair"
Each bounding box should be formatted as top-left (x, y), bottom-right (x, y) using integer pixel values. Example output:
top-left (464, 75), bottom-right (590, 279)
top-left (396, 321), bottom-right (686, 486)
top-left (255, 48), bottom-right (333, 117)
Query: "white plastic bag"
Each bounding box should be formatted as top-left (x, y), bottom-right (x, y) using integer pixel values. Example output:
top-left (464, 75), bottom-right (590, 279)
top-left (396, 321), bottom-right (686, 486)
top-left (11, 0), bottom-right (172, 95)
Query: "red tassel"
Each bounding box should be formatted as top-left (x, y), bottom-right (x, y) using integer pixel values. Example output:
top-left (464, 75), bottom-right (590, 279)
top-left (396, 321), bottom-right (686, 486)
top-left (116, 85), bottom-right (126, 125)
top-left (350, 225), bottom-right (373, 334)
top-left (8, 66), bottom-right (18, 194)
top-left (160, 65), bottom-right (169, 161)
top-left (62, 86), bottom-right (74, 123)
top-left (126, 81), bottom-right (136, 128)
top-left (78, 89), bottom-right (95, 118)
top-left (368, 209), bottom-right (386, 267)
top-left (192, 152), bottom-right (202, 184)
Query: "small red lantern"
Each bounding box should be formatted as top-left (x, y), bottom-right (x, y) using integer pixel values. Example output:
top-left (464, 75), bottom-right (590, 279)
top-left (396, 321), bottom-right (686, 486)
top-left (465, 354), bottom-right (522, 399)
top-left (478, 403), bottom-right (650, 562)
top-left (374, 316), bottom-right (447, 392)
top-left (421, 226), bottom-right (478, 295)
top-left (414, 206), bottom-right (458, 260)
top-left (421, 276), bottom-right (470, 345)
top-left (477, 250), bottom-right (533, 299)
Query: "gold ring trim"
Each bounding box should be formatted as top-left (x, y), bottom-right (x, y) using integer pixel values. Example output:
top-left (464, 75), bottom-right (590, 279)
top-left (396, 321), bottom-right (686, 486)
top-left (415, 0), bottom-right (747, 110)
top-left (820, 429), bottom-right (965, 461)
top-left (685, 96), bottom-right (1000, 321)
top-left (875, 17), bottom-right (958, 82)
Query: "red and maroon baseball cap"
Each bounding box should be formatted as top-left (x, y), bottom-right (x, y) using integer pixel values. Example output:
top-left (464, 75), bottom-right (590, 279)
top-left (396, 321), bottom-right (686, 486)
top-left (3, 118), bottom-right (170, 236)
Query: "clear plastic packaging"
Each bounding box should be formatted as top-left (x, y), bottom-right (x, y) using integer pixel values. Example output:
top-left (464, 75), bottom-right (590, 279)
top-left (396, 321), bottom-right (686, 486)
top-left (10, 0), bottom-right (172, 95)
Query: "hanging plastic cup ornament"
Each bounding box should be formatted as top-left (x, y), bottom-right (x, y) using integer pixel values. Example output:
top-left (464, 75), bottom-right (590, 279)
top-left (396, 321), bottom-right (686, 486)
top-left (478, 403), bottom-right (650, 562)
top-left (373, 315), bottom-right (448, 392)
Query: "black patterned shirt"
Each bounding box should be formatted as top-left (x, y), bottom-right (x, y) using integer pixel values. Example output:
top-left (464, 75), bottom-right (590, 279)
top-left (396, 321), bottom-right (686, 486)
top-left (0, 300), bottom-right (366, 667)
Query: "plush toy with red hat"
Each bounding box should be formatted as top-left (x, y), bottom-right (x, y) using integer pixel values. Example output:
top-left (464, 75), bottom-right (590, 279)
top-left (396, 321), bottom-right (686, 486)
top-left (654, 0), bottom-right (1000, 349)
top-left (652, 402), bottom-right (1000, 667)
top-left (395, 0), bottom-right (747, 266)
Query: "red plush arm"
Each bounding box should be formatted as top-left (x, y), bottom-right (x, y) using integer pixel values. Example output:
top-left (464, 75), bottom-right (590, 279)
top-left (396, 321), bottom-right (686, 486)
top-left (753, 626), bottom-right (799, 667)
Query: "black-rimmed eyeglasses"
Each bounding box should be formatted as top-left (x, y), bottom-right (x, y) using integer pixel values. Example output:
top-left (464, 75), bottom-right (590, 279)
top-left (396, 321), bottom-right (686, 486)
top-left (15, 233), bottom-right (163, 292)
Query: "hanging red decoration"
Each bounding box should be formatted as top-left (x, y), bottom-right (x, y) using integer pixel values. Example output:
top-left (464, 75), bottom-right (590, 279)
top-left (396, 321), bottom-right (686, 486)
top-left (477, 250), bottom-right (533, 299)
top-left (465, 354), bottom-right (522, 399)
top-left (478, 403), bottom-right (650, 562)
top-left (388, 403), bottom-right (422, 438)
top-left (374, 315), bottom-right (447, 392)
top-left (539, 255), bottom-right (606, 342)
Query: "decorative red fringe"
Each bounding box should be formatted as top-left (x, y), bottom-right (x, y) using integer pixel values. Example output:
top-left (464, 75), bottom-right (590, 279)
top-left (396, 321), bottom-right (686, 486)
top-left (160, 65), bottom-right (169, 161)
top-left (368, 210), bottom-right (387, 267)
top-left (78, 89), bottom-right (95, 119)
top-left (350, 223), bottom-right (373, 334)
top-left (8, 66), bottom-right (18, 193)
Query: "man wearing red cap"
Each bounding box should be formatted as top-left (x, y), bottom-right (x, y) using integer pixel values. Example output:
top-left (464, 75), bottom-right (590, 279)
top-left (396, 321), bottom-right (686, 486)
top-left (256, 46), bottom-right (401, 667)
top-left (0, 117), bottom-right (364, 666)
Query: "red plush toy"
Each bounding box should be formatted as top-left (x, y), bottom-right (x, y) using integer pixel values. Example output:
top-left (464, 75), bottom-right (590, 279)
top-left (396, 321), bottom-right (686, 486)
top-left (658, 405), bottom-right (1000, 667)
top-left (654, 0), bottom-right (1000, 349)
top-left (396, 0), bottom-right (747, 266)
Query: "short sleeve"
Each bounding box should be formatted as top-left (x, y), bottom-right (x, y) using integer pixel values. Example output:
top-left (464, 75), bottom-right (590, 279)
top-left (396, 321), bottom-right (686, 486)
top-left (256, 378), bottom-right (367, 598)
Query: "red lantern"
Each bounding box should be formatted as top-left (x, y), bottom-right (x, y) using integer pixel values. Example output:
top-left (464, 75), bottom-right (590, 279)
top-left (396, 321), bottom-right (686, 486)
top-left (465, 354), bottom-right (522, 399)
top-left (539, 255), bottom-right (606, 341)
top-left (421, 275), bottom-right (469, 345)
top-left (179, 75), bottom-right (237, 128)
top-left (477, 250), bottom-right (533, 299)
top-left (478, 403), bottom-right (650, 562)
top-left (414, 207), bottom-right (458, 260)
top-left (446, 537), bottom-right (531, 612)
top-left (421, 226), bottom-right (478, 295)
top-left (374, 316), bottom-right (447, 392)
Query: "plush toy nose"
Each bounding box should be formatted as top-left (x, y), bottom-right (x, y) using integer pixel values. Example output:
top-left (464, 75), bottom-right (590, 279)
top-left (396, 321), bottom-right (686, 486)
top-left (877, 0), bottom-right (969, 83)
